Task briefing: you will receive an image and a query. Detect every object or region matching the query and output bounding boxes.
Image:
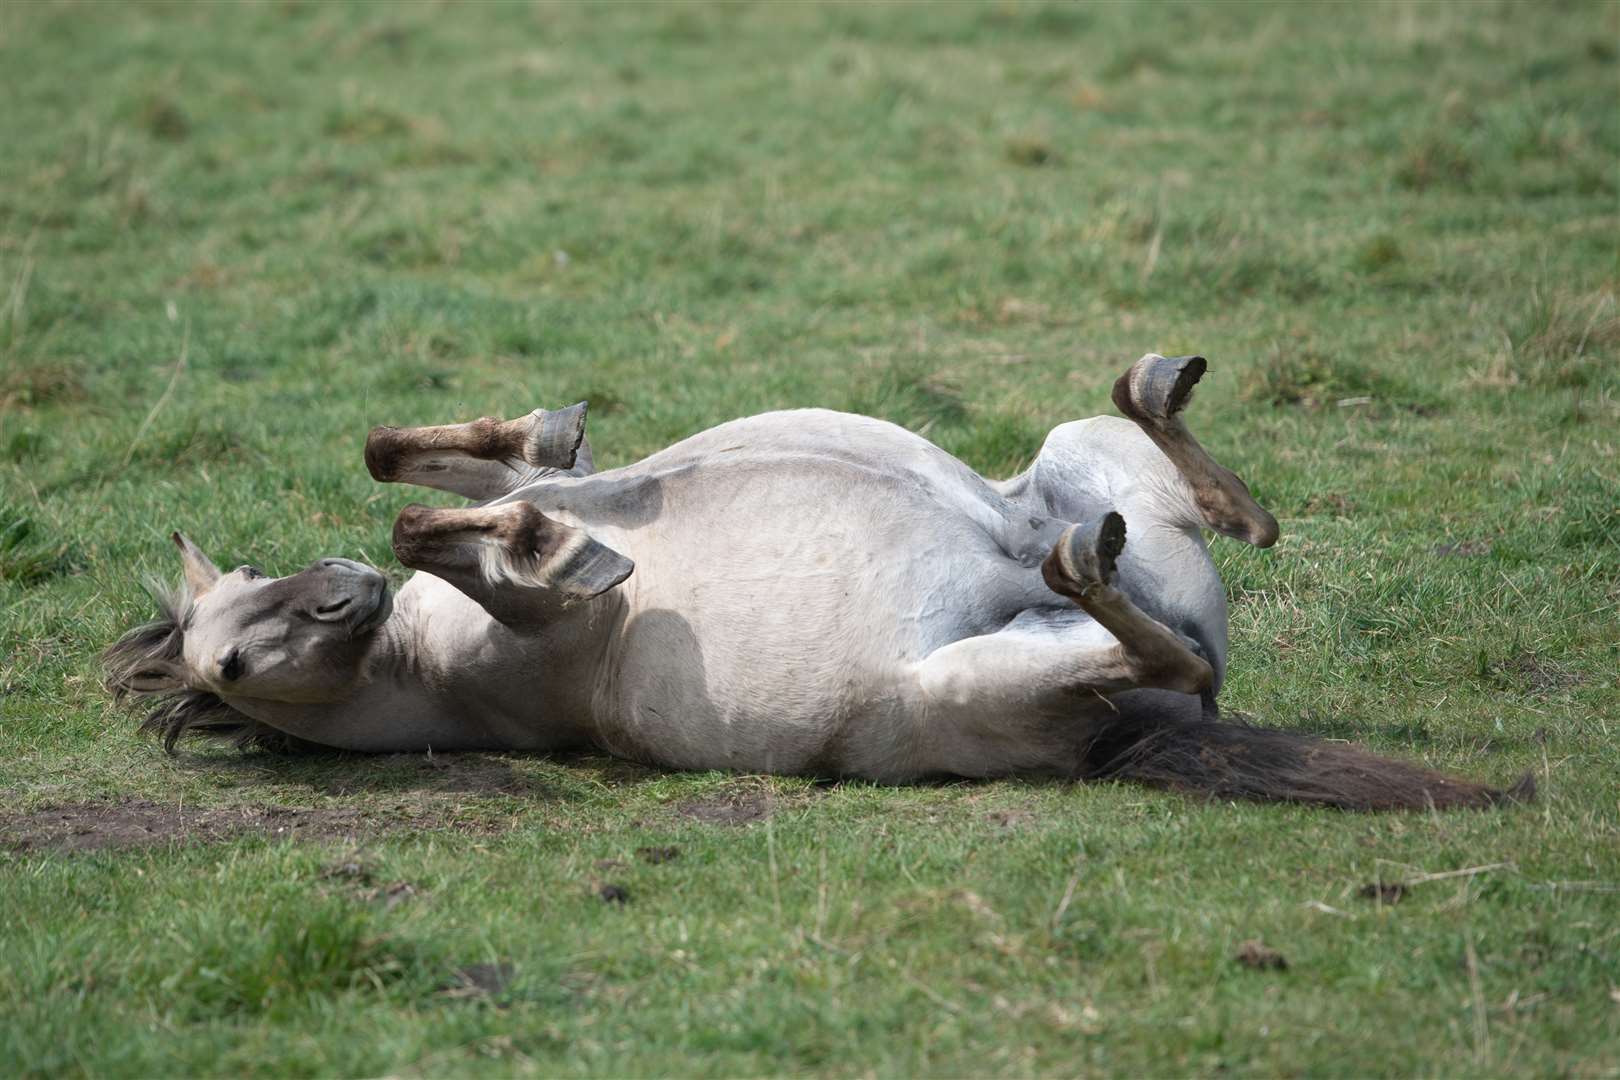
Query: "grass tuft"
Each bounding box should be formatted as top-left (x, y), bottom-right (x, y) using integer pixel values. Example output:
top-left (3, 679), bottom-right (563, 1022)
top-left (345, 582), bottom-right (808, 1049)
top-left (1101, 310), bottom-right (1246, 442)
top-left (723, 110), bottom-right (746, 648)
top-left (0, 361), bottom-right (86, 410)
top-left (0, 502), bottom-right (78, 585)
top-left (1004, 135), bottom-right (1057, 168)
top-left (136, 896), bottom-right (418, 1021)
top-left (1507, 288), bottom-right (1619, 388)
top-left (1394, 133), bottom-right (1475, 192)
top-left (841, 354), bottom-right (970, 434)
top-left (1237, 348), bottom-right (1394, 410)
top-left (137, 94), bottom-right (191, 142)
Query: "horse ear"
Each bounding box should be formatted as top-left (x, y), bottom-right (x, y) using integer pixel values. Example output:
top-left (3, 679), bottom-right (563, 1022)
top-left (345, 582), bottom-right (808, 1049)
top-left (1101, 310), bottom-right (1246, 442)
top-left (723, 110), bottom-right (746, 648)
top-left (171, 531), bottom-right (221, 596)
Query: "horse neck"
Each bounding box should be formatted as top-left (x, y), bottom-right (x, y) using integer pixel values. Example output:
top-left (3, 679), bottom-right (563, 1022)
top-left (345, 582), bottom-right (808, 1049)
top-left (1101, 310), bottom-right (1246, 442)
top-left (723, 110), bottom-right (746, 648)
top-left (228, 577), bottom-right (616, 751)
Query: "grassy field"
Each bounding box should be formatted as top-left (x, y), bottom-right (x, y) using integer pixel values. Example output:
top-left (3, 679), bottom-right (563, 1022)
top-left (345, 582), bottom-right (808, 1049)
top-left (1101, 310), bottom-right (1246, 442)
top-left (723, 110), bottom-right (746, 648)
top-left (2, 0), bottom-right (1617, 1074)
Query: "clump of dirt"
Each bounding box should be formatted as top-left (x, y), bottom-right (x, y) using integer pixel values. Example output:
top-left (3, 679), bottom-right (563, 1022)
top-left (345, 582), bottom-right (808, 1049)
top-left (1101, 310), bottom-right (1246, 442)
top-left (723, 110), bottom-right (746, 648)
top-left (1234, 939), bottom-right (1288, 971)
top-left (636, 845), bottom-right (680, 864)
top-left (443, 962), bottom-right (514, 999)
top-left (322, 857), bottom-right (373, 883)
top-left (597, 883), bottom-right (630, 904)
top-left (1303, 493), bottom-right (1356, 516)
top-left (360, 881), bottom-right (420, 908)
top-left (676, 788), bottom-right (773, 825)
top-left (1, 797), bottom-right (509, 854)
top-left (1359, 881), bottom-right (1407, 904)
top-left (986, 809), bottom-right (1035, 829)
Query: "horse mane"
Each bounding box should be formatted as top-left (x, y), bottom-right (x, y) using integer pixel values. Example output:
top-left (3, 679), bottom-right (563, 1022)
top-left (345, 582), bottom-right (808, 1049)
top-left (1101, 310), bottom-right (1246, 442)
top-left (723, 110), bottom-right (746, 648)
top-left (101, 577), bottom-right (317, 754)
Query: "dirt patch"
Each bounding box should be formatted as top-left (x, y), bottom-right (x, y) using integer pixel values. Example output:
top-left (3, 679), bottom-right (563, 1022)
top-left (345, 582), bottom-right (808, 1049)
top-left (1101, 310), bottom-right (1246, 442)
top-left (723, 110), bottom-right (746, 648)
top-left (1482, 653), bottom-right (1583, 695)
top-left (1507, 654), bottom-right (1582, 694)
top-left (1234, 939), bottom-right (1288, 971)
top-left (1, 798), bottom-right (508, 855)
top-left (676, 789), bottom-right (773, 826)
top-left (597, 883), bottom-right (630, 904)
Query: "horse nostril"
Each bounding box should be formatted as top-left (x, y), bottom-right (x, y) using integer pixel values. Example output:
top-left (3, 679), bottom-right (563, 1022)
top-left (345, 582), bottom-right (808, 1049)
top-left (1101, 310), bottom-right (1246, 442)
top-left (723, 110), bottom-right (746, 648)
top-left (316, 596), bottom-right (353, 617)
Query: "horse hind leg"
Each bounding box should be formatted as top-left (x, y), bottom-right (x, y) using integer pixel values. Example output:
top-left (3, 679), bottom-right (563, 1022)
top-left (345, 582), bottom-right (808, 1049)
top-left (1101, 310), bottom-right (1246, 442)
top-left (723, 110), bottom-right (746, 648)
top-left (1041, 512), bottom-right (1214, 694)
top-left (903, 511), bottom-right (1210, 779)
top-left (366, 402), bottom-right (594, 500)
top-left (1112, 354), bottom-right (1279, 547)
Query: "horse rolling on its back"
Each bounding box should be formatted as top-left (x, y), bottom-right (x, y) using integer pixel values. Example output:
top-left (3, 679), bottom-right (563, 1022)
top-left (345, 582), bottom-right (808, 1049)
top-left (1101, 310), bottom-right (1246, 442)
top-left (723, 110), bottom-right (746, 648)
top-left (104, 354), bottom-right (1532, 811)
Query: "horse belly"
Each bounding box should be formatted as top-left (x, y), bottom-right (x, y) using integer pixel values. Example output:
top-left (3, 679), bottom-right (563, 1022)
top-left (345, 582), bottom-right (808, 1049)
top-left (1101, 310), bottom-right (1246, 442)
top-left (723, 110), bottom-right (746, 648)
top-left (591, 474), bottom-right (1034, 774)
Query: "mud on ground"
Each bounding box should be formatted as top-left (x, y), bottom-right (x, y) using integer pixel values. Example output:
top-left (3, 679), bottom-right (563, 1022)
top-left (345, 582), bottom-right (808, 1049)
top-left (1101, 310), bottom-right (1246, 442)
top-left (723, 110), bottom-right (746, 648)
top-left (0, 797), bottom-right (514, 854)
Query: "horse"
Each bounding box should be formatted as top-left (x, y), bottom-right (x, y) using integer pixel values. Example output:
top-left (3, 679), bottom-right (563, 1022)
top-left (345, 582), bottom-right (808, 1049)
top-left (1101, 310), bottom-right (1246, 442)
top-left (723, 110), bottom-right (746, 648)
top-left (103, 354), bottom-right (1530, 810)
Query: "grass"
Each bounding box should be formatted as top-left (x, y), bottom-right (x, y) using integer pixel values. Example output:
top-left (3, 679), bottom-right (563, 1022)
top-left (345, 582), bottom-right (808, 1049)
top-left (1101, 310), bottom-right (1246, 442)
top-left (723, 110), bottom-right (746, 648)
top-left (1, 0), bottom-right (1617, 1074)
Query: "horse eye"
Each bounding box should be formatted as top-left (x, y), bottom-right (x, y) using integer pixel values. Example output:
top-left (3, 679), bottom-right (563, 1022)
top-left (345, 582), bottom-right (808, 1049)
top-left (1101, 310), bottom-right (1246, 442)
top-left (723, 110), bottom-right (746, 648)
top-left (220, 649), bottom-right (245, 682)
top-left (239, 565), bottom-right (265, 580)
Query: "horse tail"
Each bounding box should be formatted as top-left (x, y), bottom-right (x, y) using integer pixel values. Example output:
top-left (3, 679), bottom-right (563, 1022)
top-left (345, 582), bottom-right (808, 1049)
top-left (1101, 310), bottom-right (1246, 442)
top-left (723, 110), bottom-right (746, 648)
top-left (1080, 709), bottom-right (1535, 811)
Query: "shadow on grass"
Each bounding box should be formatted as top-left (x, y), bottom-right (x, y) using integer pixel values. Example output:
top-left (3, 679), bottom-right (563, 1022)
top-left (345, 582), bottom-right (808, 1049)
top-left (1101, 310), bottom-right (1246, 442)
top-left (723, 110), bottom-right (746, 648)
top-left (178, 747), bottom-right (676, 800)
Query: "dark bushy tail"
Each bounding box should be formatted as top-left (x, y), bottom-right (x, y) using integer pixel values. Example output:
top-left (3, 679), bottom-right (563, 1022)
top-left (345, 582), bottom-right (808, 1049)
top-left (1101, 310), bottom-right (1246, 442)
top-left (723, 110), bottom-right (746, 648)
top-left (1081, 713), bottom-right (1535, 811)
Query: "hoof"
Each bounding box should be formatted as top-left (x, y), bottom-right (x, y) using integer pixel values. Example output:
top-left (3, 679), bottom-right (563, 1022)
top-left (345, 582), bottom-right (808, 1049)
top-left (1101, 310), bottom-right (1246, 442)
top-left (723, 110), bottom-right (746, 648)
top-left (1112, 353), bottom-right (1206, 423)
top-left (522, 402), bottom-right (589, 471)
top-left (1047, 511), bottom-right (1126, 594)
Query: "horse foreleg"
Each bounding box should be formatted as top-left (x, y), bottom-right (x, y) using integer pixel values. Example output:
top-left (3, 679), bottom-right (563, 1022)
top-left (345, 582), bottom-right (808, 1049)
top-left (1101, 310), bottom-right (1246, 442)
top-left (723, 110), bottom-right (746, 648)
top-left (366, 402), bottom-right (594, 500)
top-left (1112, 354), bottom-right (1279, 547)
top-left (390, 501), bottom-right (632, 626)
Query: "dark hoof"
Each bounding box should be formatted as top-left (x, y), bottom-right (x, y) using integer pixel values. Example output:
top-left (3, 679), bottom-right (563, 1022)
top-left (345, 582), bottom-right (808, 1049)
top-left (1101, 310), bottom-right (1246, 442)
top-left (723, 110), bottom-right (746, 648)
top-left (1112, 353), bottom-right (1206, 422)
top-left (1048, 511), bottom-right (1126, 593)
top-left (522, 401), bottom-right (589, 471)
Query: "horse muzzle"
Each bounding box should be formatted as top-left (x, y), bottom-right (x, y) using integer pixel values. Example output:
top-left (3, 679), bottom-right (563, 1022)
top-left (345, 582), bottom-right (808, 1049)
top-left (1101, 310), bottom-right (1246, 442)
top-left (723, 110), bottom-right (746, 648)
top-left (308, 559), bottom-right (392, 633)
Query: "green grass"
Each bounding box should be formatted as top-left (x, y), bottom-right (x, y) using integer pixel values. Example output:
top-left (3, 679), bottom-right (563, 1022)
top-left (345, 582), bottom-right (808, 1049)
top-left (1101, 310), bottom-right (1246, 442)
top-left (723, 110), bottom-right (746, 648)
top-left (2, 0), bottom-right (1618, 1074)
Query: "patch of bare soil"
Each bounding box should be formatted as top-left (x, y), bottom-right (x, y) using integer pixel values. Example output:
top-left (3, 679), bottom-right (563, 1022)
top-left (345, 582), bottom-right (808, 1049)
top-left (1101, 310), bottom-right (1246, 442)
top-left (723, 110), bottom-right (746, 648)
top-left (675, 787), bottom-right (774, 825)
top-left (1506, 654), bottom-right (1582, 694)
top-left (1, 797), bottom-right (508, 855)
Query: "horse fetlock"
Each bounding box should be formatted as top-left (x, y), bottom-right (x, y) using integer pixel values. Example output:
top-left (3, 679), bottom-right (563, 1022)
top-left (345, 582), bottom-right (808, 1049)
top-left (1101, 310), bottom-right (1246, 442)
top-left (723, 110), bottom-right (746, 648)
top-left (1043, 512), bottom-right (1126, 597)
top-left (1152, 650), bottom-right (1215, 696)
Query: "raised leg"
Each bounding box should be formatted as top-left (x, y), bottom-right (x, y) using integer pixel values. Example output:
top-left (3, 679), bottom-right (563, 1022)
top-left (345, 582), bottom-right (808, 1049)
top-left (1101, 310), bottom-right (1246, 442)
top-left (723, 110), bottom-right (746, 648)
top-left (392, 501), bottom-right (632, 627)
top-left (366, 402), bottom-right (594, 501)
top-left (1112, 354), bottom-right (1279, 547)
top-left (1040, 513), bottom-right (1213, 691)
top-left (910, 512), bottom-right (1212, 776)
